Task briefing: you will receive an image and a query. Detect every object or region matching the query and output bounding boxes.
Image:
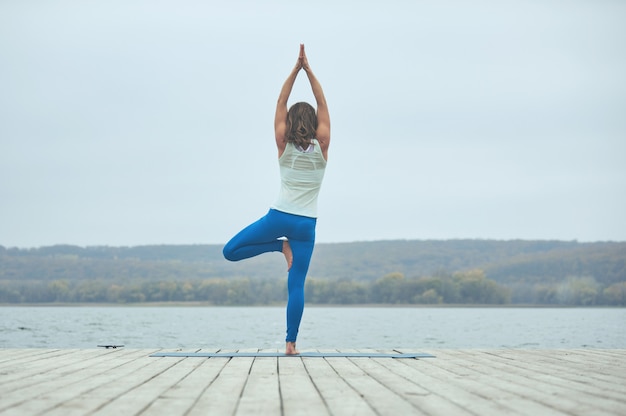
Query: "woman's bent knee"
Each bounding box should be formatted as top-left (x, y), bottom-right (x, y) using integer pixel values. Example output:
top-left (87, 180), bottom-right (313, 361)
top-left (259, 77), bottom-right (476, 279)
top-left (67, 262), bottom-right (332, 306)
top-left (222, 244), bottom-right (237, 262)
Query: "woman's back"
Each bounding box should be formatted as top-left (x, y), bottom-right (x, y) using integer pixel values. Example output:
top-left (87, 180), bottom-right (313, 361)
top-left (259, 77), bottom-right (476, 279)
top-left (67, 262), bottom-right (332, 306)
top-left (272, 139), bottom-right (326, 218)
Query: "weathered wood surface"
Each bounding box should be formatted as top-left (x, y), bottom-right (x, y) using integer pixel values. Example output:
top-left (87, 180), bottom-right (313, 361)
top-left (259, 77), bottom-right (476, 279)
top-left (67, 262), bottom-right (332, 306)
top-left (0, 348), bottom-right (624, 415)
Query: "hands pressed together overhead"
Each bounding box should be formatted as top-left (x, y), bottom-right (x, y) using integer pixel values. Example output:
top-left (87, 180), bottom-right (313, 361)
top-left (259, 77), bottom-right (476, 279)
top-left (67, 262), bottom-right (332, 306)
top-left (295, 44), bottom-right (311, 72)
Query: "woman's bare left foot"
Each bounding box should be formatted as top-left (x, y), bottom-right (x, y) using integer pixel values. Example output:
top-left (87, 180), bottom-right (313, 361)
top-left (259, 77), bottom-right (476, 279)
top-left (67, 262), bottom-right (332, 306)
top-left (282, 240), bottom-right (293, 271)
top-left (285, 342), bottom-right (299, 355)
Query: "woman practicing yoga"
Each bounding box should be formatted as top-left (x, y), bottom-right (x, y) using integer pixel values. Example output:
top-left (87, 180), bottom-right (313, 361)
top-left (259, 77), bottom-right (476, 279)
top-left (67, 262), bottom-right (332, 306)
top-left (222, 44), bottom-right (330, 355)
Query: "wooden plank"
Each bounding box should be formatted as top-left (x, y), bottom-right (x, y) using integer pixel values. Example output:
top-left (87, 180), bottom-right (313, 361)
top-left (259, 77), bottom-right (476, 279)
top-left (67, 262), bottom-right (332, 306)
top-left (323, 354), bottom-right (418, 416)
top-left (413, 354), bottom-right (535, 416)
top-left (41, 350), bottom-right (175, 415)
top-left (0, 349), bottom-right (144, 411)
top-left (473, 350), bottom-right (626, 401)
top-left (278, 354), bottom-right (329, 416)
top-left (186, 354), bottom-right (254, 416)
top-left (0, 350), bottom-right (76, 388)
top-left (39, 350), bottom-right (167, 416)
top-left (461, 350), bottom-right (626, 415)
top-left (2, 349), bottom-right (164, 415)
top-left (0, 349), bottom-right (85, 383)
top-left (0, 348), bottom-right (61, 364)
top-left (501, 349), bottom-right (626, 385)
top-left (559, 348), bottom-right (626, 366)
top-left (141, 354), bottom-right (229, 416)
top-left (426, 350), bottom-right (614, 416)
top-left (90, 354), bottom-right (201, 415)
top-left (365, 352), bottom-right (476, 416)
top-left (301, 355), bottom-right (377, 416)
top-left (347, 351), bottom-right (430, 416)
top-left (401, 350), bottom-right (568, 416)
top-left (236, 355), bottom-right (282, 415)
top-left (1, 349), bottom-right (625, 416)
top-left (355, 350), bottom-right (473, 416)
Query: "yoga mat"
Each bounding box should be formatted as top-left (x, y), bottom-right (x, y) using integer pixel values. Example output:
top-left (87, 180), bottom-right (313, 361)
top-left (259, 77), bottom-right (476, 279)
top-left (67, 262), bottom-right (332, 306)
top-left (150, 351), bottom-right (435, 358)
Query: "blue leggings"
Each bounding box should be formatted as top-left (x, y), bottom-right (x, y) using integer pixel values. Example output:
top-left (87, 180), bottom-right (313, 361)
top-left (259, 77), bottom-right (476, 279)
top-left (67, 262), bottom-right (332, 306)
top-left (222, 209), bottom-right (316, 343)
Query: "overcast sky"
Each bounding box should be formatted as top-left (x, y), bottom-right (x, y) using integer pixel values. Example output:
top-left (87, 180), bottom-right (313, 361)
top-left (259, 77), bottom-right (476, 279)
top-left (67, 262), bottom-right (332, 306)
top-left (1, 0), bottom-right (625, 248)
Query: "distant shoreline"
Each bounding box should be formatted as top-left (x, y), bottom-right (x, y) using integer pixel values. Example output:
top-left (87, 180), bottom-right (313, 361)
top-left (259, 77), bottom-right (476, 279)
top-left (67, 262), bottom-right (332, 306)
top-left (1, 302), bottom-right (622, 308)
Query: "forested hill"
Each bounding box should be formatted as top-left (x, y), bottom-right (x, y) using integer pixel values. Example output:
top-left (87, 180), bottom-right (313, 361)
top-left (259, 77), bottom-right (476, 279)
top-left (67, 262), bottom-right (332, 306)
top-left (1, 240), bottom-right (625, 305)
top-left (1, 240), bottom-right (624, 283)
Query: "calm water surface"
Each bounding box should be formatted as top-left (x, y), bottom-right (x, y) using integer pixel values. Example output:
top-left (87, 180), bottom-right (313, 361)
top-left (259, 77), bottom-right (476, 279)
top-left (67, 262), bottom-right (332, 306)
top-left (1, 306), bottom-right (624, 349)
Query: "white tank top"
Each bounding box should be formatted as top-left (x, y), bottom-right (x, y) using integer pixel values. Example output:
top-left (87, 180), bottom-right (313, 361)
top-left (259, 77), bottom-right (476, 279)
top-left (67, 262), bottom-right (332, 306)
top-left (271, 139), bottom-right (327, 218)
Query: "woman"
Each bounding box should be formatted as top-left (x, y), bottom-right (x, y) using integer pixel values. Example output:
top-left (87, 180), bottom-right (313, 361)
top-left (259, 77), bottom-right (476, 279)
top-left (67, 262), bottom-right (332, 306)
top-left (222, 44), bottom-right (330, 355)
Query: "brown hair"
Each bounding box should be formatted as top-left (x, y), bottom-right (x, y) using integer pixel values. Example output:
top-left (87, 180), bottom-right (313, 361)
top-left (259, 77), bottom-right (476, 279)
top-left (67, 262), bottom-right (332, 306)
top-left (286, 102), bottom-right (318, 148)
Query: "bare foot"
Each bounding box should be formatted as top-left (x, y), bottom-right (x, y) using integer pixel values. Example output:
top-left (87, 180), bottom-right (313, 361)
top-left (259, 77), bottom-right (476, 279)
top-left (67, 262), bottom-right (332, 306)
top-left (285, 342), bottom-right (299, 355)
top-left (282, 240), bottom-right (293, 271)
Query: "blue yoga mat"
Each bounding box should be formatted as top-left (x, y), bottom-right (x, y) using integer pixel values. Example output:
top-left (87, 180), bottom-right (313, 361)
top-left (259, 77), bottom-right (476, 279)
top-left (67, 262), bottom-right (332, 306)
top-left (150, 351), bottom-right (435, 358)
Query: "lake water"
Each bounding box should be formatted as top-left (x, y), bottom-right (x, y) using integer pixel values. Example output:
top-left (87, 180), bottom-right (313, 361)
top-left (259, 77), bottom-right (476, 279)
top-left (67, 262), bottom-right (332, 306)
top-left (1, 306), bottom-right (624, 350)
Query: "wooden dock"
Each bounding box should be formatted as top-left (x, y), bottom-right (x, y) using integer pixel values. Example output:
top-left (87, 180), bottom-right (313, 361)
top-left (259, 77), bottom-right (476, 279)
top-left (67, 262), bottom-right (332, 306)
top-left (0, 348), bottom-right (624, 415)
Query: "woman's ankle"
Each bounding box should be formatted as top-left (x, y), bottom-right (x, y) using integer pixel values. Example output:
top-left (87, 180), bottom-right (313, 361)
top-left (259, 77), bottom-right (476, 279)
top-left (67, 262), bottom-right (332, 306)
top-left (285, 341), bottom-right (299, 355)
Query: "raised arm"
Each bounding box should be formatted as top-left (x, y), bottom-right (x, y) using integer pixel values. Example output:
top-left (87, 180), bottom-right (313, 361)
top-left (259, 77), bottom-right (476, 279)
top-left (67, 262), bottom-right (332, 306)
top-left (300, 45), bottom-right (330, 159)
top-left (274, 53), bottom-right (302, 155)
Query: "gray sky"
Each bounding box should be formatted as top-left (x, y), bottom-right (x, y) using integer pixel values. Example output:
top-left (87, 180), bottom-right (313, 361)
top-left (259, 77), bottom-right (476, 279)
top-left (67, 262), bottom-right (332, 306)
top-left (1, 0), bottom-right (625, 248)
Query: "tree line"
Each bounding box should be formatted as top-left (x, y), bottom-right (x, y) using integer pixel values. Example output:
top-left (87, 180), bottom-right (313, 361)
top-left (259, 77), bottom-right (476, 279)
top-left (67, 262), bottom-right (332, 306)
top-left (1, 269), bottom-right (624, 306)
top-left (2, 240), bottom-right (624, 285)
top-left (1, 240), bottom-right (624, 305)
